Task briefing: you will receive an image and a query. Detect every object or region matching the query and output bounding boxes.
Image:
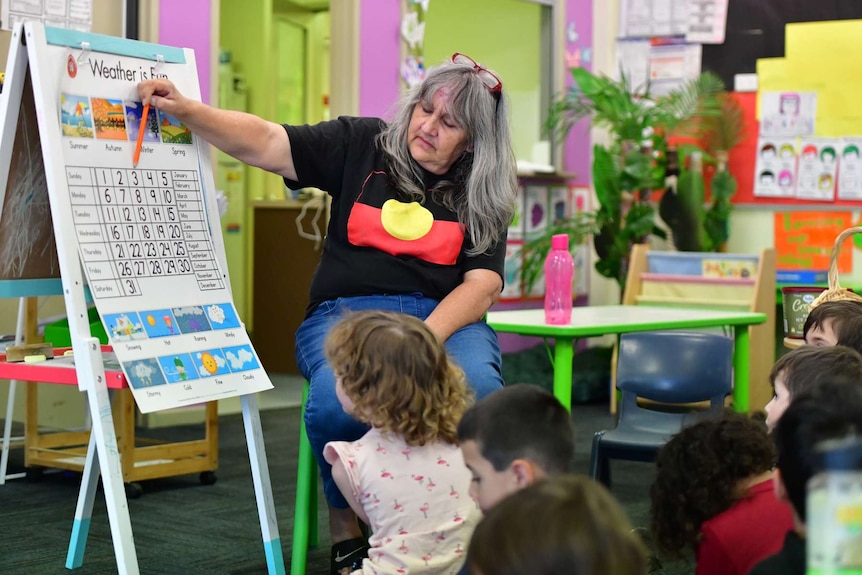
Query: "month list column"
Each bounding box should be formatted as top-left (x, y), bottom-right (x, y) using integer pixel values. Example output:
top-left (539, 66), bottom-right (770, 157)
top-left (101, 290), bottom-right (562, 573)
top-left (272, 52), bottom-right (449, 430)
top-left (174, 170), bottom-right (224, 290)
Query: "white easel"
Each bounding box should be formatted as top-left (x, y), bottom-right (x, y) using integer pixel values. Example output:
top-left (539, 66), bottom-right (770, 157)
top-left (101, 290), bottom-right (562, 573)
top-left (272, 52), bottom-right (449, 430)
top-left (0, 23), bottom-right (285, 574)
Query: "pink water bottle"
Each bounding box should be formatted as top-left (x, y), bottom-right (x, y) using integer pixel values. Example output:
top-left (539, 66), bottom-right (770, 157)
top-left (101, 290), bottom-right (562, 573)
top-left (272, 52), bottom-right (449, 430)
top-left (544, 234), bottom-right (574, 325)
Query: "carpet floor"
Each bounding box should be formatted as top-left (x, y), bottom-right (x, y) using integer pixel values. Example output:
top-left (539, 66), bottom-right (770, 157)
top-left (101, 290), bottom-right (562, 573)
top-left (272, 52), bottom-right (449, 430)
top-left (0, 397), bottom-right (694, 574)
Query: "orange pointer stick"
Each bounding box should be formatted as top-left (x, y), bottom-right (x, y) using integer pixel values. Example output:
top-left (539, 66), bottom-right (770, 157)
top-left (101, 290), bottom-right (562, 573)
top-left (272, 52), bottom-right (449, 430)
top-left (133, 103), bottom-right (149, 167)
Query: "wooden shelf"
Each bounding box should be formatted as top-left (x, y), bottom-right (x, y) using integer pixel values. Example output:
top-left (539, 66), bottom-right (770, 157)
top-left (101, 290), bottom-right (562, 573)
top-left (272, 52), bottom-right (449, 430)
top-left (1, 346), bottom-right (217, 483)
top-left (619, 245), bottom-right (776, 413)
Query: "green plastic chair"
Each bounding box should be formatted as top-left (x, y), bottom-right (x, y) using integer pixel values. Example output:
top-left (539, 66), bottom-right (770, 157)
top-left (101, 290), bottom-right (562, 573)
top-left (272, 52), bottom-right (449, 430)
top-left (291, 381), bottom-right (319, 575)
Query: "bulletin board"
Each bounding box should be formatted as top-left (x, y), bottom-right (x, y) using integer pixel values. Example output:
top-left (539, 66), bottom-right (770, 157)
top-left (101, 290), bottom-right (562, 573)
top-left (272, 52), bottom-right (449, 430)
top-left (701, 0), bottom-right (862, 89)
top-left (725, 18), bottom-right (862, 207)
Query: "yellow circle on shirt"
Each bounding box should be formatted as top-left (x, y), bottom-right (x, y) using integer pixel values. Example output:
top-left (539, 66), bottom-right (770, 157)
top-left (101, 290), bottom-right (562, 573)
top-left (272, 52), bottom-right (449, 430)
top-left (380, 199), bottom-right (434, 240)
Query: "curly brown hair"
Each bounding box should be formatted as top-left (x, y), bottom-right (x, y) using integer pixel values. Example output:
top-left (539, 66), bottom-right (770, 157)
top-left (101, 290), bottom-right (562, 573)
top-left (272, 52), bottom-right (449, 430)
top-left (324, 310), bottom-right (472, 446)
top-left (649, 411), bottom-right (775, 557)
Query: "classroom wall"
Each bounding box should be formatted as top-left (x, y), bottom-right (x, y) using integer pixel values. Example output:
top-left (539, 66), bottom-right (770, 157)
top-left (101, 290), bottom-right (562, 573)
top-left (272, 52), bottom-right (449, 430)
top-left (358, 0), bottom-right (399, 119)
top-left (424, 0), bottom-right (542, 164)
top-left (158, 0), bottom-right (214, 105)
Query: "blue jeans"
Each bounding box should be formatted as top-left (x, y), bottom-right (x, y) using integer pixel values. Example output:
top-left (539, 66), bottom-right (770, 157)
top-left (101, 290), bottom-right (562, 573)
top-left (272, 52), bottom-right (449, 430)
top-left (295, 293), bottom-right (503, 508)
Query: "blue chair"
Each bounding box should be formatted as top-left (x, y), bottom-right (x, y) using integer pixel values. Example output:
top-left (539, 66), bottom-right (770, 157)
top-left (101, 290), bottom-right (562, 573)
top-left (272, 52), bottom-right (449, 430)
top-left (589, 330), bottom-right (733, 486)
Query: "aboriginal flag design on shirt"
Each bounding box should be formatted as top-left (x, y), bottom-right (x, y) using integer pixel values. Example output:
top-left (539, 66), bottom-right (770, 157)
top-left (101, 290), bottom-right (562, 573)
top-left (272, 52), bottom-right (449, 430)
top-left (346, 171), bottom-right (465, 266)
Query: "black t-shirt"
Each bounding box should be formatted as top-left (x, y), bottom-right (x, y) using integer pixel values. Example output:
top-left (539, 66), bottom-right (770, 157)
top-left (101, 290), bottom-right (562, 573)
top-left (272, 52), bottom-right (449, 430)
top-left (284, 117), bottom-right (506, 314)
top-left (748, 531), bottom-right (805, 575)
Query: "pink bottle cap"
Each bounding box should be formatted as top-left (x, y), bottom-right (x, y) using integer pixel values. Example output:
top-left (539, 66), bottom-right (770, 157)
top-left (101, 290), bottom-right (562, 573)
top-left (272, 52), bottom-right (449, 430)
top-left (550, 234), bottom-right (569, 250)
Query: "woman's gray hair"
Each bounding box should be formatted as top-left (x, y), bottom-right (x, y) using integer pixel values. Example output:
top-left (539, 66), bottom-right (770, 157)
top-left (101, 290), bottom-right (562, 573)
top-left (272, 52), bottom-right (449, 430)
top-left (377, 58), bottom-right (518, 255)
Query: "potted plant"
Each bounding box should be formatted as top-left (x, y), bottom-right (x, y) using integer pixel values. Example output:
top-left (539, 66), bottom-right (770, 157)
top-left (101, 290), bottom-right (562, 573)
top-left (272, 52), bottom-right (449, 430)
top-left (522, 67), bottom-right (724, 293)
top-left (659, 91), bottom-right (746, 252)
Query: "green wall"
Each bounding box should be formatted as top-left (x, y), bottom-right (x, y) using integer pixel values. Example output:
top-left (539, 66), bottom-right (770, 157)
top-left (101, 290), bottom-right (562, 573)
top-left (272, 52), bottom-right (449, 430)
top-left (424, 0), bottom-right (542, 163)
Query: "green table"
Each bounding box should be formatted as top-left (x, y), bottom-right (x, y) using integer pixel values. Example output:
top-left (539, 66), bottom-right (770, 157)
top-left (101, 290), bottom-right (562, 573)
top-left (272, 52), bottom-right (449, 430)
top-left (487, 305), bottom-right (767, 412)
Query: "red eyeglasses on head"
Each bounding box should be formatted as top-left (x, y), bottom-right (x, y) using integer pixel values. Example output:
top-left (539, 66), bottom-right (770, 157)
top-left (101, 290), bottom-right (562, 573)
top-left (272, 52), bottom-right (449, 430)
top-left (451, 53), bottom-right (503, 96)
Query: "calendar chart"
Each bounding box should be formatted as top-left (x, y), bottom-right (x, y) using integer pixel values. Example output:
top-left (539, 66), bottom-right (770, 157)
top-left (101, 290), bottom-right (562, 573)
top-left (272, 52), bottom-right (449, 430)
top-left (68, 166), bottom-right (223, 298)
top-left (46, 27), bottom-right (272, 412)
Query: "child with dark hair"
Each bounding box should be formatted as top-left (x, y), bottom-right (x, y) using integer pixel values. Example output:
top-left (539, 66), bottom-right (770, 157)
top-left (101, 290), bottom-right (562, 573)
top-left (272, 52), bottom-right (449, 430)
top-left (456, 383), bottom-right (575, 513)
top-left (467, 474), bottom-right (648, 575)
top-left (802, 300), bottom-right (862, 351)
top-left (649, 412), bottom-right (793, 575)
top-left (765, 345), bottom-right (862, 430)
top-left (750, 380), bottom-right (862, 575)
top-left (323, 310), bottom-right (480, 574)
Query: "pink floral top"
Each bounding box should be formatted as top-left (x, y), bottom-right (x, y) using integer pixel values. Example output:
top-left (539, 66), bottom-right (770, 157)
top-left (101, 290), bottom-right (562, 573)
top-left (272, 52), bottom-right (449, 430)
top-left (324, 427), bottom-right (480, 575)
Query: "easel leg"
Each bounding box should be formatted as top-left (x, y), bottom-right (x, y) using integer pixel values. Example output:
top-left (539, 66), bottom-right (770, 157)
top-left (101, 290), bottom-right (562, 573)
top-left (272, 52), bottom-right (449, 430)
top-left (0, 380), bottom-right (24, 484)
top-left (78, 337), bottom-right (140, 575)
top-left (241, 393), bottom-right (286, 575)
top-left (1, 297), bottom-right (27, 484)
top-left (66, 429), bottom-right (100, 568)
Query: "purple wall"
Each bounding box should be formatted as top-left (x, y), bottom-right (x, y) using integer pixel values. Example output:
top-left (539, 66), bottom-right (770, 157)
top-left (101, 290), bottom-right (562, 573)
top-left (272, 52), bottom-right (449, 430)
top-left (564, 0), bottom-right (593, 184)
top-left (159, 0), bottom-right (212, 104)
top-left (359, 0), bottom-right (401, 118)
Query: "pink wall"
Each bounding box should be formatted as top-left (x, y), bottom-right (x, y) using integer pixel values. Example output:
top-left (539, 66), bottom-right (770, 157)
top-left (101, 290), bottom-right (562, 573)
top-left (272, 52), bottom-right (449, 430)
top-left (359, 0), bottom-right (402, 118)
top-left (158, 0), bottom-right (212, 105)
top-left (564, 0), bottom-right (592, 184)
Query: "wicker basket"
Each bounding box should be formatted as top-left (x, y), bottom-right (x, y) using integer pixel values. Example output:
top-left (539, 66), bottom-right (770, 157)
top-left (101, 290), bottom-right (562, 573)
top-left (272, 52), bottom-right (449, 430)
top-left (809, 227), bottom-right (862, 309)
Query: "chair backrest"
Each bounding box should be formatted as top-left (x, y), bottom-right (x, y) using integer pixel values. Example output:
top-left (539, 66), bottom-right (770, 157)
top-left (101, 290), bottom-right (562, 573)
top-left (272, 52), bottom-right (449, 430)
top-left (617, 330), bottom-right (733, 406)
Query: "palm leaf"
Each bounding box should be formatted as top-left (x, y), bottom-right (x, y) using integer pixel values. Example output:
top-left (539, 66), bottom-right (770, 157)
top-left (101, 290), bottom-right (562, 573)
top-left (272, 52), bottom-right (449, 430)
top-left (653, 72), bottom-right (725, 138)
top-left (701, 92), bottom-right (747, 153)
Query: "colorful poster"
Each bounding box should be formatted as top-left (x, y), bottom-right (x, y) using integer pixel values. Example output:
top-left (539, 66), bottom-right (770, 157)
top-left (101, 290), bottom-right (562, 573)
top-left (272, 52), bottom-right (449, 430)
top-left (523, 185), bottom-right (549, 241)
top-left (754, 137), bottom-right (797, 198)
top-left (759, 91), bottom-right (816, 138)
top-left (796, 138), bottom-right (839, 201)
top-left (500, 241), bottom-right (523, 302)
top-left (773, 212), bottom-right (853, 272)
top-left (837, 138), bottom-right (862, 200)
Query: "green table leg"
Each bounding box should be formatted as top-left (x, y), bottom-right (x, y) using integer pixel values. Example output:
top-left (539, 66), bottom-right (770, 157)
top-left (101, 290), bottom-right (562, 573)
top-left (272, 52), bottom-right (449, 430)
top-left (553, 337), bottom-right (574, 411)
top-left (733, 326), bottom-right (751, 413)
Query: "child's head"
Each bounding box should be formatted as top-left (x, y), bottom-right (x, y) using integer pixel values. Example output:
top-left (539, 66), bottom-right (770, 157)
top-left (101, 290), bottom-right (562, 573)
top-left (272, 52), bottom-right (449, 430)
top-left (650, 412), bottom-right (775, 557)
top-left (324, 310), bottom-right (472, 446)
top-left (456, 384), bottom-right (574, 512)
top-left (467, 474), bottom-right (648, 575)
top-left (766, 345), bottom-right (862, 430)
top-left (759, 170), bottom-right (775, 185)
top-left (803, 300), bottom-right (862, 351)
top-left (773, 380), bottom-right (862, 524)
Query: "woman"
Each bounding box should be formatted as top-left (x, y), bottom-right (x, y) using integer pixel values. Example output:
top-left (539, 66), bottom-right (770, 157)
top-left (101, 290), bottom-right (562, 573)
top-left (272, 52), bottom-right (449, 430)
top-left (649, 412), bottom-right (794, 575)
top-left (138, 52), bottom-right (518, 574)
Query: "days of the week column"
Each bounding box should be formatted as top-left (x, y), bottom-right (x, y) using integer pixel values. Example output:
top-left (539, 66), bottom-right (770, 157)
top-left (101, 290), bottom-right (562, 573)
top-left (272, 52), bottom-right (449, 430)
top-left (67, 166), bottom-right (124, 298)
top-left (173, 170), bottom-right (225, 291)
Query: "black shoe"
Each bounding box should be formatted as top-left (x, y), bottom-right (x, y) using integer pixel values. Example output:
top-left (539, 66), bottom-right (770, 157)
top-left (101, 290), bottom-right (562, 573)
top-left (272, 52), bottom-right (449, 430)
top-left (331, 536), bottom-right (369, 575)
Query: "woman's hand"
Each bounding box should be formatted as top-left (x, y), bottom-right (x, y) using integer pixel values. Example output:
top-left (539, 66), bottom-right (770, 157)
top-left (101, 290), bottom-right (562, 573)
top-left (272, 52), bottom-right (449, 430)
top-left (135, 79), bottom-right (296, 180)
top-left (138, 79), bottom-right (193, 121)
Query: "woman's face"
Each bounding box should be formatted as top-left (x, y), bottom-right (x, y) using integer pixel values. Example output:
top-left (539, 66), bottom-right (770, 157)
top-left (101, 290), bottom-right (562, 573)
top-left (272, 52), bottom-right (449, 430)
top-left (407, 88), bottom-right (469, 175)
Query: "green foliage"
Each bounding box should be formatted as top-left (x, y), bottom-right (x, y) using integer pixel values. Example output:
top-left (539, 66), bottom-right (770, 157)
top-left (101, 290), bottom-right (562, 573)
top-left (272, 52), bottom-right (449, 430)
top-left (519, 213), bottom-right (599, 294)
top-left (700, 93), bottom-right (748, 157)
top-left (535, 67), bottom-right (734, 291)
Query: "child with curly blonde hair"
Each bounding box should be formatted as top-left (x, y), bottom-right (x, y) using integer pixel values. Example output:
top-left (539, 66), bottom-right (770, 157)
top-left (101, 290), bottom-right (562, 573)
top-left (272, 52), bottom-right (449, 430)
top-left (323, 310), bottom-right (479, 575)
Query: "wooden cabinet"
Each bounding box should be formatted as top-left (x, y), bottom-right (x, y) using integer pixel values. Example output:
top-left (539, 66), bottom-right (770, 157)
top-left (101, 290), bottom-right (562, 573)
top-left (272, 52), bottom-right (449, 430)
top-left (251, 201), bottom-right (324, 374)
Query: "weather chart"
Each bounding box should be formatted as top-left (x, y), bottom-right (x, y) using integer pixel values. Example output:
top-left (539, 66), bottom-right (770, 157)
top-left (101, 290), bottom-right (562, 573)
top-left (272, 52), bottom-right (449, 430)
top-left (55, 37), bottom-right (272, 412)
